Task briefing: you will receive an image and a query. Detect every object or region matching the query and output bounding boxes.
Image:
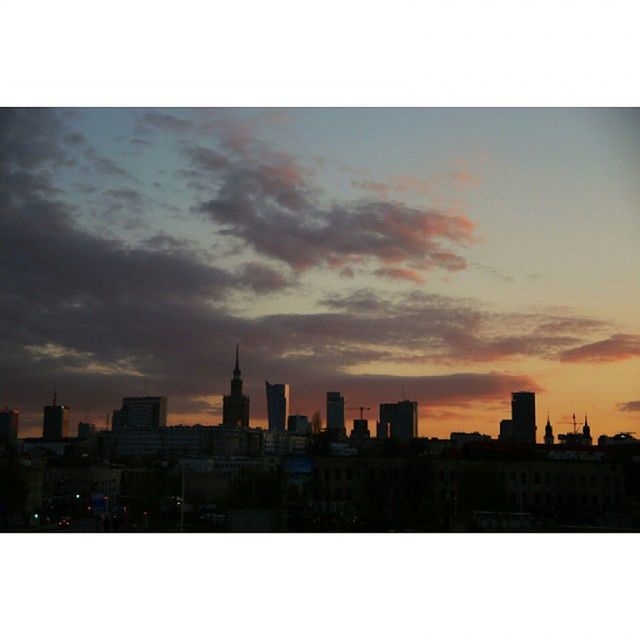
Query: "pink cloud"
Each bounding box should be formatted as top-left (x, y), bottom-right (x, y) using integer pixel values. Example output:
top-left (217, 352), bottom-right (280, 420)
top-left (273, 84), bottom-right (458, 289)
top-left (374, 267), bottom-right (425, 284)
top-left (560, 333), bottom-right (640, 363)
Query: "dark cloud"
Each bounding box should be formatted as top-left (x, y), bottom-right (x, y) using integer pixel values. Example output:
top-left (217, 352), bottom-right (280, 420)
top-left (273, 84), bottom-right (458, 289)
top-left (140, 112), bottom-right (195, 134)
top-left (0, 109), bottom-right (632, 438)
top-left (560, 333), bottom-right (640, 362)
top-left (237, 262), bottom-right (293, 294)
top-left (618, 401), bottom-right (640, 413)
top-left (185, 142), bottom-right (476, 275)
top-left (83, 147), bottom-right (132, 180)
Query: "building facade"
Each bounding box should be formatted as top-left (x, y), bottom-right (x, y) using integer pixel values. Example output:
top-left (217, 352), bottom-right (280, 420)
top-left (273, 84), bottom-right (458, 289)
top-left (0, 407), bottom-right (19, 443)
top-left (326, 392), bottom-right (345, 435)
top-left (378, 400), bottom-right (418, 439)
top-left (43, 393), bottom-right (70, 440)
top-left (266, 382), bottom-right (289, 432)
top-left (118, 396), bottom-right (167, 431)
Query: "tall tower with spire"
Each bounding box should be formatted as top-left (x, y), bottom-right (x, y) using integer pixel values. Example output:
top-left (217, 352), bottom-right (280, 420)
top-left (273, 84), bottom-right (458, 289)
top-left (223, 344), bottom-right (250, 426)
top-left (582, 415), bottom-right (592, 446)
top-left (544, 414), bottom-right (554, 446)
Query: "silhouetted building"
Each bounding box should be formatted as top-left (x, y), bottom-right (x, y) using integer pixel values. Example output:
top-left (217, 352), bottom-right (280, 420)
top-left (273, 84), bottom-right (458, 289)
top-left (558, 415), bottom-right (592, 447)
top-left (499, 419), bottom-right (513, 441)
top-left (598, 432), bottom-right (638, 447)
top-left (77, 422), bottom-right (97, 439)
top-left (376, 420), bottom-right (390, 439)
top-left (350, 418), bottom-right (371, 441)
top-left (379, 400), bottom-right (418, 439)
top-left (512, 391), bottom-right (536, 443)
top-left (582, 415), bottom-right (592, 445)
top-left (450, 431), bottom-right (491, 447)
top-left (544, 416), bottom-right (554, 446)
top-left (119, 396), bottom-right (167, 431)
top-left (223, 345), bottom-right (250, 427)
top-left (266, 382), bottom-right (289, 432)
top-left (0, 407), bottom-right (19, 443)
top-left (111, 409), bottom-right (123, 432)
top-left (326, 392), bottom-right (345, 436)
top-left (499, 392), bottom-right (536, 444)
top-left (43, 392), bottom-right (70, 440)
top-left (287, 414), bottom-right (311, 435)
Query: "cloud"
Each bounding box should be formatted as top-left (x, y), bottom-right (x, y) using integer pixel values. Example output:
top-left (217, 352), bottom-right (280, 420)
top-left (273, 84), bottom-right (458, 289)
top-left (618, 401), bottom-right (640, 413)
top-left (237, 262), bottom-right (293, 294)
top-left (560, 333), bottom-right (640, 362)
top-left (192, 156), bottom-right (474, 271)
top-left (182, 140), bottom-right (476, 277)
top-left (140, 111), bottom-right (195, 134)
top-left (1, 108), bottom-right (635, 437)
top-left (374, 267), bottom-right (425, 284)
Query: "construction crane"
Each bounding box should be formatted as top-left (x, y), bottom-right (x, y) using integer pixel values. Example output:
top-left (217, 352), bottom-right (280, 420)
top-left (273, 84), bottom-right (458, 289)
top-left (556, 413), bottom-right (586, 434)
top-left (347, 406), bottom-right (371, 420)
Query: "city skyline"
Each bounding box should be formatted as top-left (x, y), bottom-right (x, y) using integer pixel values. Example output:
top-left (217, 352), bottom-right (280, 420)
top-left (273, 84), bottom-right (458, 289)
top-left (1, 108), bottom-right (639, 438)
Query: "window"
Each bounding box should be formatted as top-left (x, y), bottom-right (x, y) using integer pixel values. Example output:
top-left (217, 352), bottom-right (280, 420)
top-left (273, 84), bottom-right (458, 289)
top-left (346, 469), bottom-right (353, 481)
top-left (534, 473), bottom-right (540, 485)
top-left (335, 468), bottom-right (342, 481)
top-left (521, 473), bottom-right (527, 484)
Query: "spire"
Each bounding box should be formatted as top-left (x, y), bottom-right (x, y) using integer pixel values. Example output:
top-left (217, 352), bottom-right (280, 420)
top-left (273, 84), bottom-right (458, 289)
top-left (546, 412), bottom-right (551, 428)
top-left (53, 389), bottom-right (57, 406)
top-left (234, 343), bottom-right (241, 377)
top-left (584, 413), bottom-right (589, 427)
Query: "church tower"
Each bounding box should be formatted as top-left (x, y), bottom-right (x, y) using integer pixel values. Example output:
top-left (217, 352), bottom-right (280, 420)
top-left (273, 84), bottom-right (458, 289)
top-left (544, 414), bottom-right (554, 446)
top-left (222, 344), bottom-right (250, 426)
top-left (582, 415), bottom-right (592, 446)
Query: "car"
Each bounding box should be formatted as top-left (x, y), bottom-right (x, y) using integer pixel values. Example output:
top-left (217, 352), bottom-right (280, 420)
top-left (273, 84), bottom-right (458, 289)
top-left (57, 516), bottom-right (71, 529)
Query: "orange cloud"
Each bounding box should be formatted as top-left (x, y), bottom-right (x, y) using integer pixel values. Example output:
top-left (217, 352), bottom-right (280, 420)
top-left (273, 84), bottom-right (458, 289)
top-left (560, 333), bottom-right (640, 362)
top-left (374, 267), bottom-right (425, 283)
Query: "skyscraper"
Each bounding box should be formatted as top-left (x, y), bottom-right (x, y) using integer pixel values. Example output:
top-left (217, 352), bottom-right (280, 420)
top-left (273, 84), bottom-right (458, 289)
top-left (379, 400), bottom-right (418, 440)
top-left (511, 391), bottom-right (536, 444)
top-left (43, 391), bottom-right (70, 440)
top-left (223, 344), bottom-right (250, 427)
top-left (266, 382), bottom-right (289, 432)
top-left (119, 396), bottom-right (167, 431)
top-left (326, 392), bottom-right (345, 435)
top-left (0, 407), bottom-right (19, 443)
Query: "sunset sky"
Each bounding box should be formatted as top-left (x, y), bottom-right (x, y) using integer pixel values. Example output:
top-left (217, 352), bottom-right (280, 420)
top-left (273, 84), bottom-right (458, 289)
top-left (2, 107), bottom-right (639, 438)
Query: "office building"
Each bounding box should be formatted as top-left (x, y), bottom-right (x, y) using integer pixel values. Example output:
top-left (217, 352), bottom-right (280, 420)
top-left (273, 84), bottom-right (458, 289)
top-left (350, 418), bottom-right (371, 441)
top-left (111, 409), bottom-right (122, 432)
top-left (287, 414), bottom-right (311, 435)
top-left (223, 345), bottom-right (250, 427)
top-left (511, 391), bottom-right (536, 444)
top-left (78, 422), bottom-right (97, 439)
top-left (379, 400), bottom-right (418, 439)
top-left (0, 407), bottom-right (19, 443)
top-left (43, 392), bottom-right (70, 440)
top-left (119, 396), bottom-right (167, 431)
top-left (499, 392), bottom-right (537, 444)
top-left (266, 381), bottom-right (289, 432)
top-left (326, 392), bottom-right (345, 435)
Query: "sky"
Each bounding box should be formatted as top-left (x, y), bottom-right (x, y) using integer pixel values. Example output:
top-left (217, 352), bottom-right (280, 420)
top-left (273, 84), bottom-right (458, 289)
top-left (1, 107), bottom-right (639, 439)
